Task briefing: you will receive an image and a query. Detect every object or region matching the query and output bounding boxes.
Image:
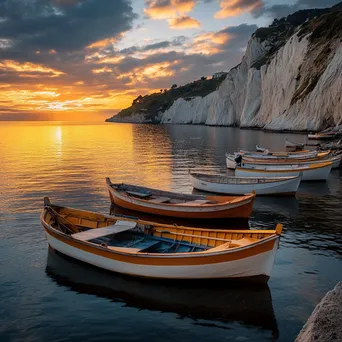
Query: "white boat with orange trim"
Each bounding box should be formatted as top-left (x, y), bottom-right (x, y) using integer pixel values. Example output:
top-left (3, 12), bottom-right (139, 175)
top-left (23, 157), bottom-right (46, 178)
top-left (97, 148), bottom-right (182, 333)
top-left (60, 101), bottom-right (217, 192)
top-left (241, 154), bottom-right (341, 169)
top-left (308, 132), bottom-right (337, 140)
top-left (189, 172), bottom-right (301, 196)
top-left (41, 198), bottom-right (283, 282)
top-left (239, 149), bottom-right (310, 156)
top-left (235, 162), bottom-right (332, 181)
top-left (237, 150), bottom-right (329, 160)
top-left (240, 151), bottom-right (330, 162)
top-left (106, 178), bottom-right (255, 220)
top-left (226, 152), bottom-right (332, 170)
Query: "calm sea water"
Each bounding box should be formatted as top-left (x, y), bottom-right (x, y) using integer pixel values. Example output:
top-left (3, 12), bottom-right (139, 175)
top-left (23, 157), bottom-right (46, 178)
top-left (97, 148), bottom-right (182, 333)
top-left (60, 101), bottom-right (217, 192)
top-left (1, 121), bottom-right (341, 342)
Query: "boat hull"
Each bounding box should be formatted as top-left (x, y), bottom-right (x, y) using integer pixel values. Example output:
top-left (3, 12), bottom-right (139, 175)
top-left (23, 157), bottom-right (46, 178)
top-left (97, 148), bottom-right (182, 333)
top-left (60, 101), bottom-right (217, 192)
top-left (226, 154), bottom-right (237, 170)
top-left (108, 190), bottom-right (254, 219)
top-left (43, 226), bottom-right (279, 282)
top-left (308, 134), bottom-right (336, 140)
top-left (242, 155), bottom-right (341, 169)
top-left (235, 163), bottom-right (332, 181)
top-left (190, 174), bottom-right (301, 196)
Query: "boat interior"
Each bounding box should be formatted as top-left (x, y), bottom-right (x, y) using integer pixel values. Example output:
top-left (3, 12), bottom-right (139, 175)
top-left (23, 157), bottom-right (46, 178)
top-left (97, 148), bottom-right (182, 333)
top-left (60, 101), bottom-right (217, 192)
top-left (191, 173), bottom-right (297, 184)
top-left (43, 202), bottom-right (280, 255)
top-left (109, 182), bottom-right (243, 205)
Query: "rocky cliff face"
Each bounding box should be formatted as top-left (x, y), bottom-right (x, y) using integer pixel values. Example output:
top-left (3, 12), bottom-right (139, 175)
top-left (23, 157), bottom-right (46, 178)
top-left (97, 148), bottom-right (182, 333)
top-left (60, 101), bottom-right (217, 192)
top-left (108, 3), bottom-right (342, 131)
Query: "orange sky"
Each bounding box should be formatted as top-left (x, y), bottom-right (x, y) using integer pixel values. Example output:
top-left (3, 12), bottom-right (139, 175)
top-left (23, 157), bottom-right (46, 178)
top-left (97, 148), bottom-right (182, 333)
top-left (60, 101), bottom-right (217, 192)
top-left (0, 0), bottom-right (332, 120)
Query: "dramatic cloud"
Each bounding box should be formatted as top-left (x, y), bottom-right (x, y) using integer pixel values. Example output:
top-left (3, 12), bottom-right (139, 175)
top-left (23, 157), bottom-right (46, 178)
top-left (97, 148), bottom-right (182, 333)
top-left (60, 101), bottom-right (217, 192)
top-left (254, 0), bottom-right (341, 19)
top-left (168, 15), bottom-right (201, 29)
top-left (0, 0), bottom-right (136, 52)
top-left (215, 0), bottom-right (263, 18)
top-left (144, 0), bottom-right (196, 19)
top-left (0, 60), bottom-right (64, 77)
top-left (88, 23), bottom-right (258, 90)
top-left (0, 0), bottom-right (260, 120)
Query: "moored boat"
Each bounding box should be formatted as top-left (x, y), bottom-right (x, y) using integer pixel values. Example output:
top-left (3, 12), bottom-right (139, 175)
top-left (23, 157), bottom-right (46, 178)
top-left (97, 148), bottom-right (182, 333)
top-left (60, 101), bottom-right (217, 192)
top-left (238, 149), bottom-right (310, 156)
top-left (285, 138), bottom-right (305, 150)
top-left (106, 178), bottom-right (255, 220)
top-left (240, 154), bottom-right (341, 169)
top-left (256, 145), bottom-right (266, 152)
top-left (41, 198), bottom-right (283, 282)
top-left (308, 133), bottom-right (336, 140)
top-left (235, 162), bottom-right (332, 181)
top-left (189, 172), bottom-right (301, 196)
top-left (238, 150), bottom-right (328, 160)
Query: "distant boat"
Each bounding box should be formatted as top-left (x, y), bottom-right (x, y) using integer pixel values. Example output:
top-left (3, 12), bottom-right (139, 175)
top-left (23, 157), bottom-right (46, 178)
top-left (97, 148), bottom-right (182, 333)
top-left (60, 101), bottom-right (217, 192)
top-left (256, 145), bottom-right (266, 152)
top-left (240, 154), bottom-right (341, 169)
top-left (189, 172), bottom-right (301, 196)
top-left (238, 150), bottom-right (327, 160)
top-left (226, 152), bottom-right (330, 170)
top-left (239, 149), bottom-right (311, 156)
top-left (41, 198), bottom-right (282, 282)
top-left (106, 178), bottom-right (255, 220)
top-left (285, 138), bottom-right (305, 149)
top-left (235, 162), bottom-right (332, 181)
top-left (308, 132), bottom-right (337, 140)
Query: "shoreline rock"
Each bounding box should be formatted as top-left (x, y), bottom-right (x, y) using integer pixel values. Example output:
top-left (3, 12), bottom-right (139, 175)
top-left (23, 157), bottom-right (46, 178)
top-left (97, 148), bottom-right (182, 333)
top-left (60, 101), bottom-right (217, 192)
top-left (295, 282), bottom-right (342, 342)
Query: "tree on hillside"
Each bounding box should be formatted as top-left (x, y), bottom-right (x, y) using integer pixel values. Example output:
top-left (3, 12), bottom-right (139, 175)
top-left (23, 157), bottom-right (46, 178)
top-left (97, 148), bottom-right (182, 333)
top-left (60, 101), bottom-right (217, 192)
top-left (132, 95), bottom-right (143, 106)
top-left (171, 84), bottom-right (177, 89)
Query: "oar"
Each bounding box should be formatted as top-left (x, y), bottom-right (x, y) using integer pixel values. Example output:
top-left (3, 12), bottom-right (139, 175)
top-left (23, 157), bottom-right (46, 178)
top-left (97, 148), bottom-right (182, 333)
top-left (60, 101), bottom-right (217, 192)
top-left (45, 205), bottom-right (79, 234)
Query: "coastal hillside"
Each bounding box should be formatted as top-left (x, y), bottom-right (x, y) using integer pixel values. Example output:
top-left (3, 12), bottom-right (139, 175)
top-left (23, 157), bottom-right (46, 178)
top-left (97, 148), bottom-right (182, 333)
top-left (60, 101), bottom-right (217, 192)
top-left (107, 2), bottom-right (342, 131)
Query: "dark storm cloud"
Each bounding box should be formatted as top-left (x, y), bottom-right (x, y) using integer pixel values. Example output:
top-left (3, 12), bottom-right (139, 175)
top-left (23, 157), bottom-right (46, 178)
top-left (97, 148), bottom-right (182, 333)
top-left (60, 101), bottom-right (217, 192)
top-left (254, 0), bottom-right (341, 19)
top-left (0, 0), bottom-right (136, 52)
top-left (119, 36), bottom-right (188, 55)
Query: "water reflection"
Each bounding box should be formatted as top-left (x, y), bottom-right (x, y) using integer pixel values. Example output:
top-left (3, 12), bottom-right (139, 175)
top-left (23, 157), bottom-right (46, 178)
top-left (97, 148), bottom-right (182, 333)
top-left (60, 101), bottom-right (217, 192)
top-left (46, 248), bottom-right (279, 338)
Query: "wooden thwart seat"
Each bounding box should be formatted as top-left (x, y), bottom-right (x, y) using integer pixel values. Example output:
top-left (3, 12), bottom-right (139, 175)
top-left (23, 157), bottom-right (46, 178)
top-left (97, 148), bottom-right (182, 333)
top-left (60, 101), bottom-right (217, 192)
top-left (208, 238), bottom-right (259, 252)
top-left (72, 220), bottom-right (137, 241)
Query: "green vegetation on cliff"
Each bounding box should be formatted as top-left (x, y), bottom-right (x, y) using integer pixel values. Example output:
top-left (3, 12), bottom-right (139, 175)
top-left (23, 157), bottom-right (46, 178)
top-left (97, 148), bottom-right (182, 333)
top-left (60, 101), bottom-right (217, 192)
top-left (252, 8), bottom-right (330, 70)
top-left (107, 76), bottom-right (225, 122)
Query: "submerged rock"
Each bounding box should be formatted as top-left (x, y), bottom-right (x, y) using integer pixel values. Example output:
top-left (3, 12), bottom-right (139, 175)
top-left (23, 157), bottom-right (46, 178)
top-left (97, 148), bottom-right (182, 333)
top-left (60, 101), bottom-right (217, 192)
top-left (295, 282), bottom-right (342, 342)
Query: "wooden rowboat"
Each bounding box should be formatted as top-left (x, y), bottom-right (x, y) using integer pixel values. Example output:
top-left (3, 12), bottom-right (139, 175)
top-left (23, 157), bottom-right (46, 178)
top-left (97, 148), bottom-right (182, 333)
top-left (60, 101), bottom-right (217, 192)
top-left (106, 178), bottom-right (255, 220)
top-left (238, 150), bottom-right (329, 160)
top-left (238, 149), bottom-right (310, 156)
top-left (235, 162), bottom-right (332, 181)
top-left (41, 198), bottom-right (282, 282)
top-left (190, 172), bottom-right (301, 196)
top-left (227, 152), bottom-right (339, 170)
top-left (241, 154), bottom-right (341, 169)
top-left (308, 133), bottom-right (337, 140)
top-left (285, 138), bottom-right (305, 149)
top-left (256, 145), bottom-right (266, 152)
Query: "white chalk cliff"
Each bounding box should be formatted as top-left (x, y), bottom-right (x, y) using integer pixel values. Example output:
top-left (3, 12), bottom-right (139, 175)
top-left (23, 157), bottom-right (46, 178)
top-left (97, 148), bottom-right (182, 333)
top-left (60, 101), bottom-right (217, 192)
top-left (108, 4), bottom-right (342, 131)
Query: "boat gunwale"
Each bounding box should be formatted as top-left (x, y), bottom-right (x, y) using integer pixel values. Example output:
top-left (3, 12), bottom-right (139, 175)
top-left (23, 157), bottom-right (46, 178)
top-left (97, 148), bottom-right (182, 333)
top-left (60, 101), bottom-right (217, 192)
top-left (236, 161), bottom-right (332, 173)
top-left (106, 178), bottom-right (255, 208)
top-left (40, 207), bottom-right (281, 259)
top-left (237, 151), bottom-right (330, 162)
top-left (189, 172), bottom-right (299, 185)
top-left (241, 152), bottom-right (331, 164)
